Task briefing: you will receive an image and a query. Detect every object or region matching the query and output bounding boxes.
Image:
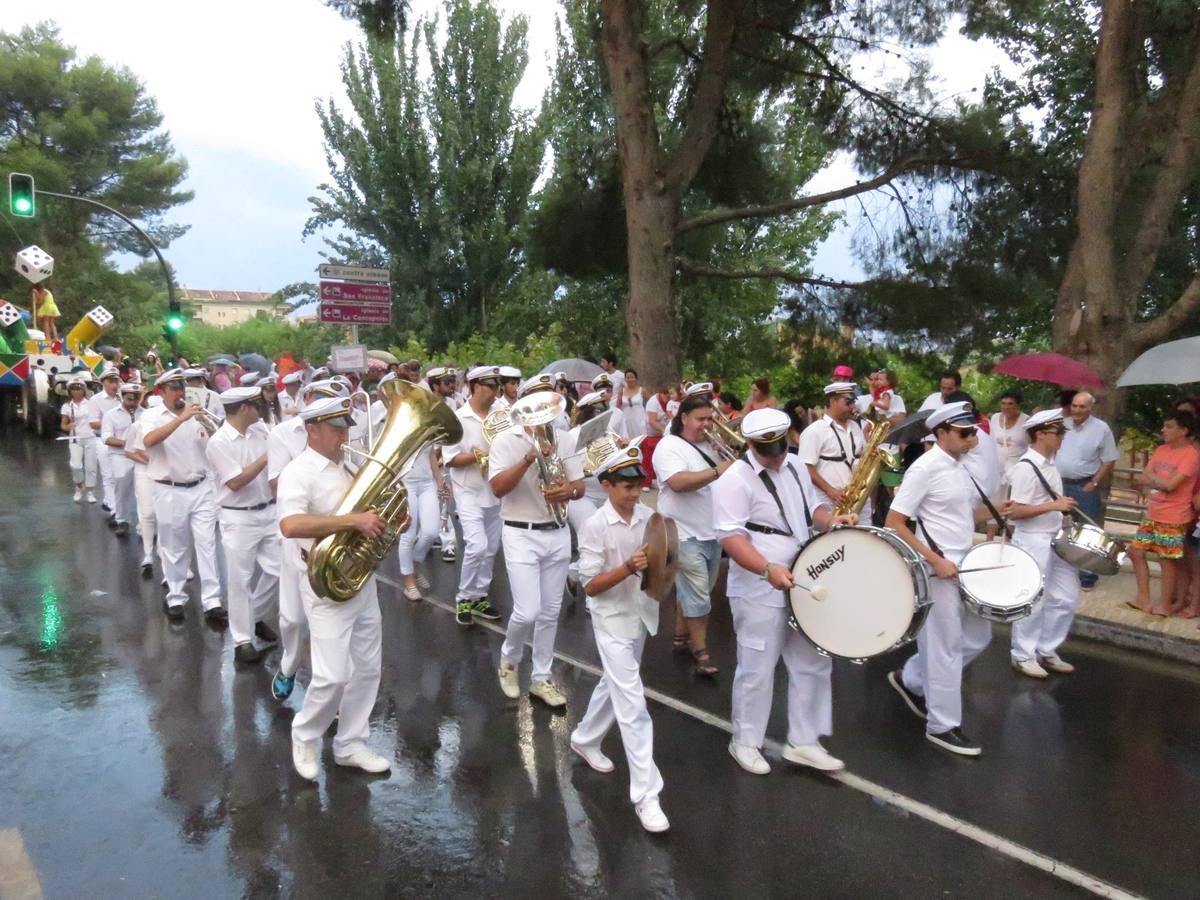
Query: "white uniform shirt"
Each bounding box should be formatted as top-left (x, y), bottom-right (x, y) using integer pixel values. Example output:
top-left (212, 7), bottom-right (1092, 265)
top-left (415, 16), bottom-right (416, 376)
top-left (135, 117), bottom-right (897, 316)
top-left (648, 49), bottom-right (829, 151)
top-left (445, 404), bottom-right (499, 507)
top-left (100, 405), bottom-right (140, 457)
top-left (125, 419), bottom-right (148, 467)
top-left (962, 427), bottom-right (1003, 498)
top-left (86, 391), bottom-right (120, 430)
top-left (577, 501), bottom-right (658, 639)
top-left (1057, 415), bottom-right (1119, 480)
top-left (280, 390), bottom-right (301, 420)
top-left (713, 454), bottom-right (823, 604)
top-left (1009, 447), bottom-right (1064, 533)
top-left (797, 416), bottom-right (866, 493)
top-left (562, 427), bottom-right (606, 503)
top-left (203, 387), bottom-right (225, 420)
top-left (989, 412), bottom-right (1030, 471)
top-left (918, 391), bottom-right (949, 412)
top-left (488, 427), bottom-right (583, 523)
top-left (206, 420), bottom-right (272, 507)
top-left (267, 416), bottom-right (308, 482)
top-left (276, 447), bottom-right (355, 563)
top-left (140, 405), bottom-right (211, 483)
top-left (889, 444), bottom-right (977, 553)
top-left (653, 434), bottom-right (720, 541)
top-left (61, 399), bottom-right (95, 438)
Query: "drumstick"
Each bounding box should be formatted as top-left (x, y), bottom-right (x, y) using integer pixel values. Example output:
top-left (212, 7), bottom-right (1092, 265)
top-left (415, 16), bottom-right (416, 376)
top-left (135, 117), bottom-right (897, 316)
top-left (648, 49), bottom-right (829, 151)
top-left (955, 564), bottom-right (1015, 574)
top-left (794, 583), bottom-right (829, 601)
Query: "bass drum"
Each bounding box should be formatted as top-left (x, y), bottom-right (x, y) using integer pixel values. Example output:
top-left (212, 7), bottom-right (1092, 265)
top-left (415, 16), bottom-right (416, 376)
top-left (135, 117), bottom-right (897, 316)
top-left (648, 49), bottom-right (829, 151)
top-left (789, 526), bottom-right (930, 662)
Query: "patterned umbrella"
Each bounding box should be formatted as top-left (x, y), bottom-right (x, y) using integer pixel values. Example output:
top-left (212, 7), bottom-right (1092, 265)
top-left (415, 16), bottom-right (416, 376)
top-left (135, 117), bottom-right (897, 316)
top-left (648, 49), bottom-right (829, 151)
top-left (993, 352), bottom-right (1104, 388)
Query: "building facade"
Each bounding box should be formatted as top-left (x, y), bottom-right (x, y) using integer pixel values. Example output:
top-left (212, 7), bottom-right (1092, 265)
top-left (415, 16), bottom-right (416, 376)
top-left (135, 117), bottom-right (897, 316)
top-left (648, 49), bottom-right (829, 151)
top-left (181, 289), bottom-right (282, 327)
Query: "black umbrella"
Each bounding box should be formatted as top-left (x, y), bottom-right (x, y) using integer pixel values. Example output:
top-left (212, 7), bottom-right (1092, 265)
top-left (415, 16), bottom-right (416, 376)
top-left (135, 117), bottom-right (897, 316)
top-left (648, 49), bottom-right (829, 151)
top-left (885, 409), bottom-right (933, 445)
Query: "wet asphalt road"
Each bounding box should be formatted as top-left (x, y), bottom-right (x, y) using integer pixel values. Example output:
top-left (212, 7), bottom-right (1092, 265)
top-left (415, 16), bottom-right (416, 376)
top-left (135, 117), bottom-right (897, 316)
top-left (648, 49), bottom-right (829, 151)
top-left (1, 431), bottom-right (1197, 899)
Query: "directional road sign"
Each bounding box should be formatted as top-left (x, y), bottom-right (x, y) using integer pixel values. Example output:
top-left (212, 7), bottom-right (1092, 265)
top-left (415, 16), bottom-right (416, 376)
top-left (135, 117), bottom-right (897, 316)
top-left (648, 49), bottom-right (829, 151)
top-left (319, 280), bottom-right (392, 304)
top-left (318, 302), bottom-right (392, 325)
top-left (318, 264), bottom-right (389, 284)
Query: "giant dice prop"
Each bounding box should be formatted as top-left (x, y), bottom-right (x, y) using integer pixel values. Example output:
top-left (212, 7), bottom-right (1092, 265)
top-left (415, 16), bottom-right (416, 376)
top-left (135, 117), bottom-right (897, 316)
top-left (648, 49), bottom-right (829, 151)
top-left (15, 245), bottom-right (54, 284)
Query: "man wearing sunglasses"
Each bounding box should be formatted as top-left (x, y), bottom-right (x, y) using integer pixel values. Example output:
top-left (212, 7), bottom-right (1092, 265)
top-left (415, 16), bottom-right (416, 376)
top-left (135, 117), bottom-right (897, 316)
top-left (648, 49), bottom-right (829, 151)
top-left (1005, 409), bottom-right (1081, 679)
top-left (884, 401), bottom-right (1010, 757)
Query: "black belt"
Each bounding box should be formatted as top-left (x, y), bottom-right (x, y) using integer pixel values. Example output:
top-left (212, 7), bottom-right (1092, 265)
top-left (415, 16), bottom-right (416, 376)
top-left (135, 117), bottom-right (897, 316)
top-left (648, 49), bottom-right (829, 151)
top-left (156, 477), bottom-right (205, 488)
top-left (504, 519), bottom-right (564, 531)
top-left (1062, 475), bottom-right (1096, 485)
top-left (746, 522), bottom-right (790, 537)
top-left (222, 499), bottom-right (276, 511)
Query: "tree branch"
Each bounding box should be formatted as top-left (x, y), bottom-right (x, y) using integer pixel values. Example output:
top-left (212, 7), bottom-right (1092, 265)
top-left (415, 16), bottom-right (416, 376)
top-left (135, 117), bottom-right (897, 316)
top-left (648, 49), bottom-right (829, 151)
top-left (1133, 271), bottom-right (1200, 347)
top-left (674, 256), bottom-right (866, 289)
top-left (647, 36), bottom-right (697, 61)
top-left (676, 157), bottom-right (927, 234)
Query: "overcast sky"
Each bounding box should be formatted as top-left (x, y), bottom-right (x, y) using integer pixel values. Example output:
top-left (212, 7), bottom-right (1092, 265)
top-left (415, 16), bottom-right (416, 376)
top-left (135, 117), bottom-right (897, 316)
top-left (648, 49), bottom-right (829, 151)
top-left (2, 0), bottom-right (1007, 294)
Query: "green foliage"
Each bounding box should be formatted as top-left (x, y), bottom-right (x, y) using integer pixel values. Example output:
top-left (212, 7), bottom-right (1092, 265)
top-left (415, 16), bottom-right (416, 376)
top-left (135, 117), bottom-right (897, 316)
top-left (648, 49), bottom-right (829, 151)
top-left (121, 316), bottom-right (344, 367)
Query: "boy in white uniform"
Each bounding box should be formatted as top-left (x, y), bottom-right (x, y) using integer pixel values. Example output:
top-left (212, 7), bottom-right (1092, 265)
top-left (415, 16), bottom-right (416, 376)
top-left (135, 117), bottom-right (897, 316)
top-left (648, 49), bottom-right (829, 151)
top-left (87, 367), bottom-right (122, 513)
top-left (61, 378), bottom-right (98, 503)
top-left (571, 445), bottom-right (668, 833)
top-left (99, 382), bottom-right (143, 537)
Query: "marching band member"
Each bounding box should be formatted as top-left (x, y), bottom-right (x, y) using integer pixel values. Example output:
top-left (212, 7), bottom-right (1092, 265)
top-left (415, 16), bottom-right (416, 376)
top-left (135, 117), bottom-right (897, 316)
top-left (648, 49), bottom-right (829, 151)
top-left (569, 445), bottom-right (669, 833)
top-left (123, 405), bottom-right (161, 577)
top-left (591, 373), bottom-right (627, 439)
top-left (494, 366), bottom-right (521, 409)
top-left (206, 386), bottom-right (280, 666)
top-left (141, 368), bottom-right (226, 625)
top-left (714, 409), bottom-right (856, 776)
top-left (492, 377), bottom-right (585, 706)
top-left (278, 396), bottom-right (391, 781)
top-left (98, 382), bottom-right (143, 537)
top-left (60, 377), bottom-right (99, 503)
top-left (397, 386), bottom-right (447, 602)
top-left (565, 391), bottom-right (611, 532)
top-left (426, 366), bottom-right (460, 410)
top-left (1008, 409), bottom-right (1082, 678)
top-left (885, 401), bottom-right (1008, 757)
top-left (184, 368), bottom-right (226, 422)
top-left (280, 371), bottom-right (304, 420)
top-left (88, 367), bottom-right (122, 514)
top-left (798, 382), bottom-right (871, 524)
top-left (653, 392), bottom-right (732, 676)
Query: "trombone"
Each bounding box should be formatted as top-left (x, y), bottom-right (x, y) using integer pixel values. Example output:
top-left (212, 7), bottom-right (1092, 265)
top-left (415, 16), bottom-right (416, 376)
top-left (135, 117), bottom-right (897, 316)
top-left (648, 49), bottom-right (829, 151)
top-left (708, 402), bottom-right (746, 461)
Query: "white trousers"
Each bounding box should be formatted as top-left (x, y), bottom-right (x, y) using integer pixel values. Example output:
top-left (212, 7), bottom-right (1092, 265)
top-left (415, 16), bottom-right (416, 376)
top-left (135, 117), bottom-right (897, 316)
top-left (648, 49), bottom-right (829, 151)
top-left (571, 626), bottom-right (663, 805)
top-left (1010, 530), bottom-right (1081, 662)
top-left (398, 480), bottom-right (439, 575)
top-left (153, 481), bottom-right (222, 610)
top-left (133, 468), bottom-right (159, 562)
top-left (730, 597), bottom-right (832, 749)
top-left (219, 507), bottom-right (281, 646)
top-left (455, 497), bottom-right (502, 601)
top-left (108, 455), bottom-right (136, 525)
top-left (68, 438), bottom-right (98, 488)
top-left (902, 550), bottom-right (992, 734)
top-left (438, 490), bottom-right (456, 553)
top-left (291, 576), bottom-right (382, 757)
top-left (98, 446), bottom-right (114, 506)
top-left (499, 525), bottom-right (571, 680)
top-left (278, 544), bottom-right (307, 679)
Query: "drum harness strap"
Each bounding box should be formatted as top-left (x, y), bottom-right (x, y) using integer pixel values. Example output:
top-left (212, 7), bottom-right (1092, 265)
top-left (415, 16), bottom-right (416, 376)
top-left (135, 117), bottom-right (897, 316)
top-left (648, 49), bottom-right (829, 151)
top-left (740, 458), bottom-right (812, 537)
top-left (1021, 458), bottom-right (1062, 501)
top-left (916, 471), bottom-right (1007, 559)
top-left (680, 437), bottom-right (719, 468)
top-left (818, 421), bottom-right (861, 472)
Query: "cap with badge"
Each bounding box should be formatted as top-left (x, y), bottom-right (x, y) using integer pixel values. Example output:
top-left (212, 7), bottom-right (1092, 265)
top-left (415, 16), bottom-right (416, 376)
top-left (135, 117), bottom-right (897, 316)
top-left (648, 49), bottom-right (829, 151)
top-left (591, 372), bottom-right (612, 390)
top-left (305, 378), bottom-right (350, 400)
top-left (118, 382), bottom-right (143, 396)
top-left (595, 444), bottom-right (646, 482)
top-left (467, 365), bottom-right (501, 384)
top-left (554, 371), bottom-right (568, 383)
top-left (1024, 408), bottom-right (1065, 432)
top-left (426, 366), bottom-right (449, 380)
top-left (498, 365), bottom-right (522, 381)
top-left (926, 401), bottom-right (977, 431)
top-left (740, 408), bottom-right (791, 455)
top-left (99, 366), bottom-right (120, 381)
top-left (281, 371), bottom-right (304, 386)
top-left (823, 381), bottom-right (858, 399)
top-left (257, 375), bottom-right (277, 389)
top-left (683, 382), bottom-right (714, 399)
top-left (219, 386), bottom-right (261, 406)
top-left (239, 371), bottom-right (261, 386)
top-left (576, 390), bottom-right (606, 410)
top-left (183, 367), bottom-right (208, 381)
top-left (156, 367), bottom-right (187, 386)
top-left (519, 373), bottom-right (555, 397)
top-left (300, 395), bottom-right (356, 428)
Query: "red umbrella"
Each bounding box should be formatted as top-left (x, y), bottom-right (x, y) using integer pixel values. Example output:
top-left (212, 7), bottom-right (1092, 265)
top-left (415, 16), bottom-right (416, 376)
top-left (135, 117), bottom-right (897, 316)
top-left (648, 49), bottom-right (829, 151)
top-left (993, 352), bottom-right (1104, 388)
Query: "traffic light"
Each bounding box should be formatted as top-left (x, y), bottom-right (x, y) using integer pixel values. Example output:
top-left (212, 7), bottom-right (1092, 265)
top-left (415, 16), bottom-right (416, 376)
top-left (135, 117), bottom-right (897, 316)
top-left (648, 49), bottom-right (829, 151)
top-left (163, 300), bottom-right (184, 344)
top-left (8, 173), bottom-right (35, 218)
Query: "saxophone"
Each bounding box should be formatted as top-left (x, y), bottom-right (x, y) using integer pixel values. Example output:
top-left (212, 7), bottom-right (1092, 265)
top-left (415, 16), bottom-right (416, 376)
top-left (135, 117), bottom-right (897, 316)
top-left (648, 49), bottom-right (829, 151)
top-left (833, 415), bottom-right (899, 517)
top-left (307, 380), bottom-right (463, 602)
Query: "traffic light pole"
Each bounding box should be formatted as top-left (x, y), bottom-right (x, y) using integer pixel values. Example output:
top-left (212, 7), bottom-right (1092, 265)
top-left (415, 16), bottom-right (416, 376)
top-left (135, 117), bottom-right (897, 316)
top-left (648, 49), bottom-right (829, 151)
top-left (35, 189), bottom-right (179, 349)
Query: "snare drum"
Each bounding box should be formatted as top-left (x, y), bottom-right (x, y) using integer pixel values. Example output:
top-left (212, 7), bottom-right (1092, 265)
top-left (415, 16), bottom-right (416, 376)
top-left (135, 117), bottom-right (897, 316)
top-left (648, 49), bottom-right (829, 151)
top-left (788, 526), bottom-right (930, 662)
top-left (956, 541), bottom-right (1043, 623)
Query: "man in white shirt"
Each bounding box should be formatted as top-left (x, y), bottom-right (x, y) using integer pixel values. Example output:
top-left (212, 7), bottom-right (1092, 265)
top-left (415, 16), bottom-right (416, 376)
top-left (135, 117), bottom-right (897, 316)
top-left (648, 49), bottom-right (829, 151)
top-left (123, 413), bottom-right (160, 577)
top-left (653, 393), bottom-right (735, 676)
top-left (885, 401), bottom-right (1010, 757)
top-left (591, 372), bottom-right (628, 439)
top-left (798, 382), bottom-right (871, 524)
top-left (278, 395), bottom-right (391, 781)
top-left (87, 367), bottom-right (122, 514)
top-left (206, 386), bottom-right (280, 666)
top-left (491, 378), bottom-right (585, 707)
top-left (917, 370), bottom-right (962, 412)
top-left (184, 368), bottom-right (226, 422)
top-left (1057, 391), bottom-right (1119, 589)
top-left (443, 366), bottom-right (506, 625)
top-left (142, 368), bottom-right (225, 624)
top-left (493, 366), bottom-right (521, 409)
top-left (599, 352), bottom-right (625, 400)
top-left (60, 378), bottom-right (98, 503)
top-left (570, 445), bottom-right (668, 833)
top-left (99, 382), bottom-right (143, 537)
top-left (1007, 409), bottom-right (1082, 678)
top-left (426, 366), bottom-right (460, 411)
top-left (714, 409), bottom-right (856, 776)
top-left (279, 371), bottom-right (304, 420)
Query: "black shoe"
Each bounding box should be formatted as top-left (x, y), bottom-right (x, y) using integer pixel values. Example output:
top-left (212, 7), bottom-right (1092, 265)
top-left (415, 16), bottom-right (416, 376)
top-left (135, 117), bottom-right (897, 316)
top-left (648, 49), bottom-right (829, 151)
top-left (234, 642), bottom-right (263, 665)
top-left (141, 563), bottom-right (153, 579)
top-left (926, 727), bottom-right (981, 757)
top-left (254, 621), bottom-right (279, 644)
top-left (887, 670), bottom-right (927, 720)
top-left (472, 598), bottom-right (501, 621)
top-left (162, 600), bottom-right (185, 621)
top-left (203, 607), bottom-right (229, 628)
top-left (106, 514), bottom-right (118, 529)
top-left (455, 601), bottom-right (474, 627)
top-left (113, 522), bottom-right (129, 537)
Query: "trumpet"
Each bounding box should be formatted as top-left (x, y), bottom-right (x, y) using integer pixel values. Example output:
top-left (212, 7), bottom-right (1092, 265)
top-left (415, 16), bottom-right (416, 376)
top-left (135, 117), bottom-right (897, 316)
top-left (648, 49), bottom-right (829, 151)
top-left (185, 387), bottom-right (222, 436)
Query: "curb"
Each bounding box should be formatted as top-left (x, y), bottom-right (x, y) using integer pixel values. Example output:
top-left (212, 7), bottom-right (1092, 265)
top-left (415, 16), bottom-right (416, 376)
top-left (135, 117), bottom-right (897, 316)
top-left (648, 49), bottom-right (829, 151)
top-left (1072, 614), bottom-right (1200, 666)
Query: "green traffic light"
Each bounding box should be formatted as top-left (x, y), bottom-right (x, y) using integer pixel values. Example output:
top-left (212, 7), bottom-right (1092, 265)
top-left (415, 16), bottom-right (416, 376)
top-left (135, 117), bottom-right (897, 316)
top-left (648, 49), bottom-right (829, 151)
top-left (166, 314), bottom-right (184, 332)
top-left (13, 197), bottom-right (32, 214)
top-left (9, 172), bottom-right (35, 218)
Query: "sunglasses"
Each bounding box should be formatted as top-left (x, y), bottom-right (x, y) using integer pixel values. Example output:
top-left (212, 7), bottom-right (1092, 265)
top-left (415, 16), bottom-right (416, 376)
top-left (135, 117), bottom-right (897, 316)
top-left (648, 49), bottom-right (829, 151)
top-left (950, 426), bottom-right (977, 438)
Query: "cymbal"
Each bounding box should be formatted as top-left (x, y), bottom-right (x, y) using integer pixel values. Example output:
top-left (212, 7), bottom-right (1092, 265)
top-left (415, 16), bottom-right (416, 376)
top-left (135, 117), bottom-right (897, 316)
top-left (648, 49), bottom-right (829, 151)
top-left (641, 512), bottom-right (680, 602)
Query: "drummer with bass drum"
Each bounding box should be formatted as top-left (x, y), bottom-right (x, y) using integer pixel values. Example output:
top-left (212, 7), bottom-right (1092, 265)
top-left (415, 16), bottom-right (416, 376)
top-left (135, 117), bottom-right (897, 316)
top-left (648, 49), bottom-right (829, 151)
top-left (713, 409), bottom-right (858, 776)
top-left (884, 401), bottom-right (1012, 757)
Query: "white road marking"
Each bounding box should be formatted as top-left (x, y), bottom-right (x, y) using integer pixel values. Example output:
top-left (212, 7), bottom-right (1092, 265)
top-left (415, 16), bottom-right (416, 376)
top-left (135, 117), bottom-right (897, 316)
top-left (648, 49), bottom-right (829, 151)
top-left (0, 828), bottom-right (43, 900)
top-left (377, 574), bottom-right (1145, 900)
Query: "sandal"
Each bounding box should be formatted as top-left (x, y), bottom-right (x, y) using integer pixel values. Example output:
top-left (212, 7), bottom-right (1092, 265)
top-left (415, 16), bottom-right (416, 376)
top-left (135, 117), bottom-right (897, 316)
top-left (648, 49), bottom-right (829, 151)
top-left (672, 633), bottom-right (690, 654)
top-left (692, 647), bottom-right (719, 678)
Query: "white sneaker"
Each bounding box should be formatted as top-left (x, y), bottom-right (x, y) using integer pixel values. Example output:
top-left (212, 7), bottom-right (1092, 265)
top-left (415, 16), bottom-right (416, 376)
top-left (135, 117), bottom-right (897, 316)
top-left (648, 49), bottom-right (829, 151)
top-left (634, 797), bottom-right (670, 833)
top-left (86, 491), bottom-right (97, 504)
top-left (73, 489), bottom-right (83, 502)
top-left (334, 748), bottom-right (391, 774)
top-left (570, 738), bottom-right (614, 773)
top-left (141, 554), bottom-right (154, 567)
top-left (498, 662), bottom-right (520, 699)
top-left (1038, 654), bottom-right (1075, 674)
top-left (783, 742), bottom-right (845, 772)
top-left (1011, 658), bottom-right (1049, 679)
top-left (292, 739), bottom-right (319, 781)
top-left (529, 679), bottom-right (567, 708)
top-left (728, 741), bottom-right (771, 775)
top-left (414, 569), bottom-right (432, 592)
top-left (402, 583), bottom-right (422, 601)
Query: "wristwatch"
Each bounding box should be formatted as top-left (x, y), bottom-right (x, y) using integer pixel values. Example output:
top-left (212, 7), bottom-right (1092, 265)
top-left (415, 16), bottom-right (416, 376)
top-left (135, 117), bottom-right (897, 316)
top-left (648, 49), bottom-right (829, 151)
top-left (760, 563), bottom-right (772, 581)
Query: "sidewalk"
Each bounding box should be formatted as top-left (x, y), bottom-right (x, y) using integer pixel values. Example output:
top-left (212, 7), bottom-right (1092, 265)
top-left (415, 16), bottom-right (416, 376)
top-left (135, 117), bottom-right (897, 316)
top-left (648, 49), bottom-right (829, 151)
top-left (1074, 566), bottom-right (1200, 665)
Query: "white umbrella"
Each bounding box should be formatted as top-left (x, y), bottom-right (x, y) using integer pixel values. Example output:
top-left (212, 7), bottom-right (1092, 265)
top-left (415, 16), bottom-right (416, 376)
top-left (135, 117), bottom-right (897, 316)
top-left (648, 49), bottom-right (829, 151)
top-left (1116, 336), bottom-right (1200, 387)
top-left (538, 358), bottom-right (603, 384)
